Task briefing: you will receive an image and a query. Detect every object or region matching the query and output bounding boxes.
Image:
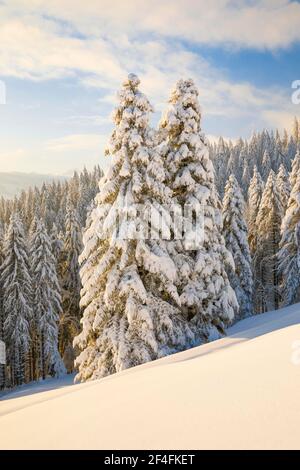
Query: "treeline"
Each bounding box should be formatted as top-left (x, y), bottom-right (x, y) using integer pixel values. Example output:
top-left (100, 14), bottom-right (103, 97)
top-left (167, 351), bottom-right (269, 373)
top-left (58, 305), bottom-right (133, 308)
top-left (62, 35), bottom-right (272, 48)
top-left (210, 118), bottom-right (300, 313)
top-left (0, 166), bottom-right (103, 388)
top-left (210, 118), bottom-right (300, 197)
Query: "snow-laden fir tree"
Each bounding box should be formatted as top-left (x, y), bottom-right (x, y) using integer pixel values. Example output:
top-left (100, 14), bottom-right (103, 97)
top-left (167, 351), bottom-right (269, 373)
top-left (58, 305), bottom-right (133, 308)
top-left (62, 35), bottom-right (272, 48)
top-left (272, 132), bottom-right (285, 173)
top-left (74, 74), bottom-right (194, 381)
top-left (31, 220), bottom-right (65, 378)
top-left (159, 78), bottom-right (238, 338)
top-left (289, 148), bottom-right (300, 189)
top-left (237, 144), bottom-right (248, 188)
top-left (282, 129), bottom-right (289, 150)
top-left (278, 173), bottom-right (300, 306)
top-left (60, 197), bottom-right (82, 355)
top-left (255, 170), bottom-right (283, 313)
top-left (77, 167), bottom-right (102, 226)
top-left (1, 214), bottom-right (32, 386)
top-left (50, 223), bottom-right (64, 262)
top-left (293, 117), bottom-right (299, 145)
top-left (241, 159), bottom-right (251, 194)
top-left (247, 166), bottom-right (264, 254)
top-left (227, 149), bottom-right (237, 182)
top-left (0, 226), bottom-right (5, 388)
top-left (276, 164), bottom-right (291, 214)
top-left (261, 150), bottom-right (272, 180)
top-left (212, 137), bottom-right (229, 198)
top-left (287, 135), bottom-right (297, 164)
top-left (222, 175), bottom-right (253, 319)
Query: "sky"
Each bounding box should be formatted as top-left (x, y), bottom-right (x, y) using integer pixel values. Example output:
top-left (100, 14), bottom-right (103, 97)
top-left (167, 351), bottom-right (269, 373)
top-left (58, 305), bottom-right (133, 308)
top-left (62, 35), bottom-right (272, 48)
top-left (0, 0), bottom-right (299, 175)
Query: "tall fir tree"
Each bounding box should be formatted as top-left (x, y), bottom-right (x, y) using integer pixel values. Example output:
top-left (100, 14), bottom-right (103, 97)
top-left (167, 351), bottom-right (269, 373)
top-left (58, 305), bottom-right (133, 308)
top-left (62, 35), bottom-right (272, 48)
top-left (247, 166), bottom-right (264, 254)
top-left (278, 173), bottom-right (300, 305)
top-left (261, 150), bottom-right (272, 181)
top-left (60, 197), bottom-right (83, 355)
top-left (276, 164), bottom-right (291, 214)
top-left (293, 117), bottom-right (299, 145)
top-left (1, 214), bottom-right (32, 387)
top-left (241, 159), bottom-right (251, 193)
top-left (0, 225), bottom-right (5, 388)
top-left (255, 171), bottom-right (283, 313)
top-left (222, 175), bottom-right (253, 319)
top-left (31, 220), bottom-right (65, 379)
top-left (289, 148), bottom-right (300, 189)
top-left (212, 137), bottom-right (229, 198)
top-left (50, 223), bottom-right (64, 262)
top-left (159, 78), bottom-right (238, 338)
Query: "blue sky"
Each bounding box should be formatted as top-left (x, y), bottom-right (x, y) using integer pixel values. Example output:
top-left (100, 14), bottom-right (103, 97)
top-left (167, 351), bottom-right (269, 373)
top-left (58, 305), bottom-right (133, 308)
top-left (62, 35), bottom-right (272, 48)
top-left (0, 0), bottom-right (299, 175)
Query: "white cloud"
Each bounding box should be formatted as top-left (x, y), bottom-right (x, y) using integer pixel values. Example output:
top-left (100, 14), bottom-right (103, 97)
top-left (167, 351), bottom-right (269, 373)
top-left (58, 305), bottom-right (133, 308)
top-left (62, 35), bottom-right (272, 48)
top-left (261, 110), bottom-right (298, 132)
top-left (5, 0), bottom-right (300, 50)
top-left (0, 134), bottom-right (109, 174)
top-left (54, 115), bottom-right (111, 127)
top-left (45, 134), bottom-right (106, 152)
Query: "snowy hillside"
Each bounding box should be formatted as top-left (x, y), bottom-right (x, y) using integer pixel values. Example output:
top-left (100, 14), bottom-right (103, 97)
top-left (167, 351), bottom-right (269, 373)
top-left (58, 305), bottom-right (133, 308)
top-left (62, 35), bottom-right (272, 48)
top-left (1, 303), bottom-right (300, 450)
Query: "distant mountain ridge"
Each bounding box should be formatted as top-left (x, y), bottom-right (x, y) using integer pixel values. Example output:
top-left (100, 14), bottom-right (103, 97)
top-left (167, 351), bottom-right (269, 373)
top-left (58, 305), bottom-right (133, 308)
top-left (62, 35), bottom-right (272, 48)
top-left (0, 172), bottom-right (68, 199)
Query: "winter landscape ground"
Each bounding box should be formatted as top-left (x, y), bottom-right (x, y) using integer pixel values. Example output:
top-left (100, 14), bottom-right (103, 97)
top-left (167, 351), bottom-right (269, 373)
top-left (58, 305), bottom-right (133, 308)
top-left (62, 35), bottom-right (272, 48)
top-left (1, 303), bottom-right (300, 450)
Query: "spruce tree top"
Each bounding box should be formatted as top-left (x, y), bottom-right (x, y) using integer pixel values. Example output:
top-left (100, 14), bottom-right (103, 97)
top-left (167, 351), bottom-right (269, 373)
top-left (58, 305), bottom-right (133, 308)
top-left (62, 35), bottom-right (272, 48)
top-left (100, 73), bottom-right (170, 206)
top-left (160, 78), bottom-right (214, 207)
top-left (290, 148), bottom-right (300, 189)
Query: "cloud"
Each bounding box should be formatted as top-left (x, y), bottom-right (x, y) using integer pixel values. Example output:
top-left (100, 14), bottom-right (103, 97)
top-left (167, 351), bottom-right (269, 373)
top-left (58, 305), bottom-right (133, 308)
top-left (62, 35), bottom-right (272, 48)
top-left (54, 115), bottom-right (111, 127)
top-left (0, 134), bottom-right (109, 174)
top-left (1, 1), bottom-right (300, 86)
top-left (261, 110), bottom-right (298, 132)
top-left (45, 133), bottom-right (106, 152)
top-left (5, 0), bottom-right (300, 50)
top-left (0, 15), bottom-right (125, 84)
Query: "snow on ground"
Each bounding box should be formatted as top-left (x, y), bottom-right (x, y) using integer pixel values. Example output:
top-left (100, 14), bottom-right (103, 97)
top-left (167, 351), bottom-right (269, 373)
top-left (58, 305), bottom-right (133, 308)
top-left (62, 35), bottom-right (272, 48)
top-left (1, 304), bottom-right (300, 450)
top-left (0, 374), bottom-right (76, 401)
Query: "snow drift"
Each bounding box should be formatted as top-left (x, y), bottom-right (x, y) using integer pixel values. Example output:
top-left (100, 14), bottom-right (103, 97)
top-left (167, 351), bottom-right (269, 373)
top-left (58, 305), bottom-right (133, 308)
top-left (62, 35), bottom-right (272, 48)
top-left (0, 303), bottom-right (300, 450)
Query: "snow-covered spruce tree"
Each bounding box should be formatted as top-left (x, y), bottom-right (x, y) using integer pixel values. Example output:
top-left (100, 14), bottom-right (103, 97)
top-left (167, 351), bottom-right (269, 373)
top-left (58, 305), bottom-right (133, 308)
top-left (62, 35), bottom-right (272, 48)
top-left (1, 214), bottom-right (32, 387)
top-left (0, 226), bottom-right (5, 388)
top-left (31, 220), bottom-right (65, 379)
top-left (237, 144), bottom-right (248, 190)
top-left (278, 173), bottom-right (300, 306)
top-left (226, 148), bottom-right (236, 182)
top-left (287, 135), bottom-right (297, 164)
top-left (77, 167), bottom-right (102, 226)
top-left (241, 159), bottom-right (251, 194)
top-left (159, 78), bottom-right (238, 338)
top-left (276, 164), bottom-right (291, 214)
top-left (50, 223), bottom-right (64, 263)
top-left (74, 74), bottom-right (193, 381)
top-left (289, 148), bottom-right (300, 189)
top-left (60, 197), bottom-right (82, 355)
top-left (222, 175), bottom-right (253, 319)
top-left (293, 116), bottom-right (299, 145)
top-left (261, 150), bottom-right (272, 181)
top-left (273, 132), bottom-right (285, 173)
top-left (254, 170), bottom-right (283, 313)
top-left (247, 166), bottom-right (264, 254)
top-left (212, 137), bottom-right (229, 198)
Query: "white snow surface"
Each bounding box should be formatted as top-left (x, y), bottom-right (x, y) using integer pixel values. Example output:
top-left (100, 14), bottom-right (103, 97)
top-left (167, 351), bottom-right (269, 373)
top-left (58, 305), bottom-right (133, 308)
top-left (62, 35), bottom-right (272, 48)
top-left (1, 304), bottom-right (300, 450)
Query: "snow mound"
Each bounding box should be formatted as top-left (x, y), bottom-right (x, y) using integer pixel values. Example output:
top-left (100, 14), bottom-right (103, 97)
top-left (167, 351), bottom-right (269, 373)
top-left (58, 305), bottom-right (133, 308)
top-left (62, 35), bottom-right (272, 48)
top-left (1, 304), bottom-right (300, 450)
